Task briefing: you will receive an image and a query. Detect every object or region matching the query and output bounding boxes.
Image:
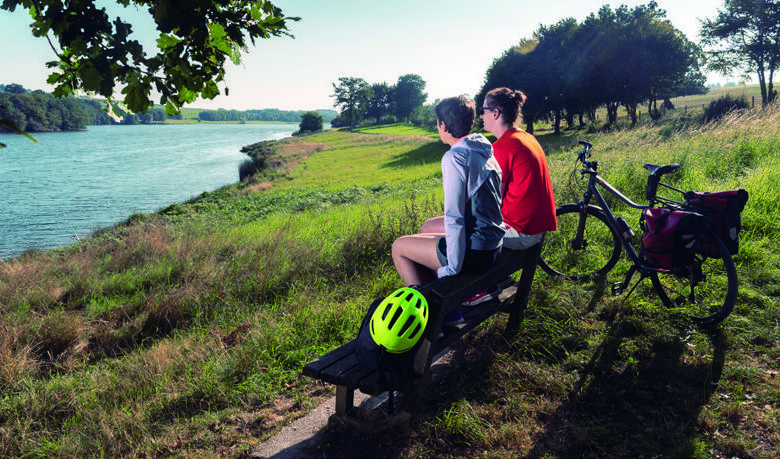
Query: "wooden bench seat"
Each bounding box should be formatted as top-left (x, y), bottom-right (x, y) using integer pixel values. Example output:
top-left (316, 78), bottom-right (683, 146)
top-left (302, 243), bottom-right (542, 416)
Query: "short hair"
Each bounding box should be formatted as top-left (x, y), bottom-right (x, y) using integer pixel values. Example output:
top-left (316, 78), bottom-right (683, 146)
top-left (434, 95), bottom-right (476, 138)
top-left (485, 87), bottom-right (527, 128)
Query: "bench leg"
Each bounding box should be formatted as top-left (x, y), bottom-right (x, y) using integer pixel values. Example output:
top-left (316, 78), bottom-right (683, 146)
top-left (505, 243), bottom-right (541, 336)
top-left (335, 386), bottom-right (354, 415)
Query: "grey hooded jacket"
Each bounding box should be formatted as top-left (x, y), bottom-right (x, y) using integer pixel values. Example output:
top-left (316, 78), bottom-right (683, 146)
top-left (438, 133), bottom-right (505, 278)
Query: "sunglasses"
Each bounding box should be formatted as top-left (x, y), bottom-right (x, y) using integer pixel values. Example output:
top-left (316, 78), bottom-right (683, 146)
top-left (478, 106), bottom-right (499, 115)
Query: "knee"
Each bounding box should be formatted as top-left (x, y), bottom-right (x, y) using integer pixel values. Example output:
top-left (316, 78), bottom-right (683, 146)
top-left (391, 237), bottom-right (405, 259)
top-left (420, 216), bottom-right (442, 233)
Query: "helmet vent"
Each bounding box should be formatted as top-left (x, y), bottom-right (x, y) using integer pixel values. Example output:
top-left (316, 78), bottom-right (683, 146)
top-left (387, 307), bottom-right (403, 330)
top-left (408, 323), bottom-right (422, 341)
top-left (398, 316), bottom-right (415, 336)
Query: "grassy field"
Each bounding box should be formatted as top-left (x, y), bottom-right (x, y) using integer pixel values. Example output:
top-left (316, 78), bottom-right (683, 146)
top-left (673, 84), bottom-right (766, 110)
top-left (1, 108), bottom-right (779, 457)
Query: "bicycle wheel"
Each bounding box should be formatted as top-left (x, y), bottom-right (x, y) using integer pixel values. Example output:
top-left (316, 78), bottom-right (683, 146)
top-left (539, 204), bottom-right (622, 281)
top-left (650, 227), bottom-right (738, 326)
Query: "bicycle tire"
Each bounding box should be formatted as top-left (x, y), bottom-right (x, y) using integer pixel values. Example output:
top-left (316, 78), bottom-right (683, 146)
top-left (650, 227), bottom-right (738, 326)
top-left (539, 204), bottom-right (622, 281)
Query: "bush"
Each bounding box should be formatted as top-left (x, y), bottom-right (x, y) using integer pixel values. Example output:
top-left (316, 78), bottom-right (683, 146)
top-left (299, 111), bottom-right (323, 133)
top-left (702, 94), bottom-right (750, 123)
top-left (238, 158), bottom-right (259, 181)
top-left (238, 143), bottom-right (279, 181)
top-left (410, 104), bottom-right (436, 129)
top-left (330, 114), bottom-right (349, 128)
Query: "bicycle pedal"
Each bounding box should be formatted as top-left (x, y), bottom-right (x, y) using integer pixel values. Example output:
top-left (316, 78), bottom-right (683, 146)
top-left (611, 282), bottom-right (624, 295)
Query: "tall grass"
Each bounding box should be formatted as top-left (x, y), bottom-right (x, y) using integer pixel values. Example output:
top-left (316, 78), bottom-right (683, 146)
top-left (1, 110), bottom-right (779, 457)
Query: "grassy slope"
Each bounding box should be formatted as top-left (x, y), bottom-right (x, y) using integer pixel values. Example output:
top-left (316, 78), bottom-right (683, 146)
top-left (0, 115), bottom-right (778, 457)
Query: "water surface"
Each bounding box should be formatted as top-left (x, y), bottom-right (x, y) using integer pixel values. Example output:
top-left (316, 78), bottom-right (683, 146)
top-left (0, 123), bottom-right (296, 259)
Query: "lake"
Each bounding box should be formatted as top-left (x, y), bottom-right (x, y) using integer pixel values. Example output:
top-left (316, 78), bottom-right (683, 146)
top-left (0, 123), bottom-right (298, 260)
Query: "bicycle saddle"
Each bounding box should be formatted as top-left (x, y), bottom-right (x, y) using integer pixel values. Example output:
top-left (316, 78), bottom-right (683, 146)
top-left (643, 163), bottom-right (680, 177)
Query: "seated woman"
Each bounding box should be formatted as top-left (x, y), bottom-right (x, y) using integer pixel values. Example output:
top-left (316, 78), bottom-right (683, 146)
top-left (391, 95), bottom-right (504, 322)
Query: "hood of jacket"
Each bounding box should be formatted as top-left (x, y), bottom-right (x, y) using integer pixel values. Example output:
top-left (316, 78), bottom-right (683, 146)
top-left (447, 133), bottom-right (501, 199)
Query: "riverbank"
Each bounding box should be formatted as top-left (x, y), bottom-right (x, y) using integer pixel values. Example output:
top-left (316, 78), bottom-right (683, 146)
top-left (1, 115), bottom-right (778, 457)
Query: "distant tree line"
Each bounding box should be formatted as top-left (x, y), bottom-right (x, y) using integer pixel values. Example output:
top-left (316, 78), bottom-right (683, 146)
top-left (118, 107), bottom-right (179, 125)
top-left (0, 84), bottom-right (337, 132)
top-left (478, 2), bottom-right (707, 134)
top-left (330, 74), bottom-right (427, 129)
top-left (197, 108), bottom-right (337, 123)
top-left (0, 83), bottom-right (188, 131)
top-left (1, 84), bottom-right (101, 132)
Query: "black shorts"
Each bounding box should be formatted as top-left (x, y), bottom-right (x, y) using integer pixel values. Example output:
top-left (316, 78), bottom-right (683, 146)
top-left (436, 237), bottom-right (501, 275)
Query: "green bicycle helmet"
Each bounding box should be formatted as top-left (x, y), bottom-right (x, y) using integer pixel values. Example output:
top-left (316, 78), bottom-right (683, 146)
top-left (370, 287), bottom-right (429, 353)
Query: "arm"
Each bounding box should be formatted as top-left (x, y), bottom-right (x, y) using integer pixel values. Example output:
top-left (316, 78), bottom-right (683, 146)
top-left (437, 150), bottom-right (468, 278)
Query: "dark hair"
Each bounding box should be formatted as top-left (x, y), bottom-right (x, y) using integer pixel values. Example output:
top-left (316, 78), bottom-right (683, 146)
top-left (434, 95), bottom-right (476, 138)
top-left (485, 87), bottom-right (527, 128)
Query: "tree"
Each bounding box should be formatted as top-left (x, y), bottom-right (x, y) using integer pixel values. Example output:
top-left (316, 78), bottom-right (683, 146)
top-left (393, 74), bottom-right (427, 122)
top-left (365, 82), bottom-right (393, 124)
top-left (478, 1), bottom-right (705, 130)
top-left (331, 77), bottom-right (372, 130)
top-left (298, 111), bottom-right (323, 133)
top-left (409, 104), bottom-right (437, 129)
top-left (700, 0), bottom-right (780, 105)
top-left (1, 1), bottom-right (298, 114)
top-left (478, 39), bottom-right (550, 134)
top-left (4, 83), bottom-right (27, 94)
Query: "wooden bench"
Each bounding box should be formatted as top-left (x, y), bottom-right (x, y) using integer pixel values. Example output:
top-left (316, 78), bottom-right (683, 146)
top-left (302, 243), bottom-right (542, 416)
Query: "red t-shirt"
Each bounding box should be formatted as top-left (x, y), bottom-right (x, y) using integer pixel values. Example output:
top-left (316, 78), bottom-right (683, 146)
top-left (492, 129), bottom-right (557, 235)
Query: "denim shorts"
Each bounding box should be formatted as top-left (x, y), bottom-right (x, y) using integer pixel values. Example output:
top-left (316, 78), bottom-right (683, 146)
top-left (436, 237), bottom-right (501, 274)
top-left (502, 224), bottom-right (543, 250)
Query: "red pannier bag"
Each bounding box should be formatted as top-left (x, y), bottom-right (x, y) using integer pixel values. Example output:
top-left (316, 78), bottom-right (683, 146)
top-left (684, 189), bottom-right (749, 257)
top-left (641, 208), bottom-right (707, 268)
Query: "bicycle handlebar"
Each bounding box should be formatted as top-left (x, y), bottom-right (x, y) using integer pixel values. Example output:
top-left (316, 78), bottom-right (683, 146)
top-left (573, 141), bottom-right (685, 206)
top-left (576, 140), bottom-right (596, 172)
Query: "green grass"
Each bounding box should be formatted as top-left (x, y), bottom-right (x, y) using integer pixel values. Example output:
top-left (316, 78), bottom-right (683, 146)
top-left (354, 123), bottom-right (439, 137)
top-left (1, 105), bottom-right (779, 457)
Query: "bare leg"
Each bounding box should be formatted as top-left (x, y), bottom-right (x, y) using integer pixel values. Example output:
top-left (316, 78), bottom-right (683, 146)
top-left (420, 216), bottom-right (445, 234)
top-left (391, 233), bottom-right (443, 286)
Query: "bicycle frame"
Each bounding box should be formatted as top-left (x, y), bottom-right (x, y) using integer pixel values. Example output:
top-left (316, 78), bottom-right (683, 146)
top-left (574, 163), bottom-right (671, 294)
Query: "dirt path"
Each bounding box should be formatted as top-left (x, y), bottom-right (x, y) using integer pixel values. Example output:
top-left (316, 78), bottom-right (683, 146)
top-left (249, 390), bottom-right (379, 458)
top-left (250, 349), bottom-right (457, 458)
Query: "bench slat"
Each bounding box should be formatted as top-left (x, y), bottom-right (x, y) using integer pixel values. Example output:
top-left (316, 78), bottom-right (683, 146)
top-left (318, 355), bottom-right (363, 387)
top-left (302, 340), bottom-right (356, 379)
top-left (423, 248), bottom-right (528, 306)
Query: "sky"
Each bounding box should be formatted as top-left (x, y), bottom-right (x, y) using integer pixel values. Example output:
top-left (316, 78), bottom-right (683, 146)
top-left (0, 0), bottom-right (736, 112)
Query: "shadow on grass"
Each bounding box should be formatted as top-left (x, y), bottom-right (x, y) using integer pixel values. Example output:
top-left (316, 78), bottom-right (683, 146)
top-left (290, 283), bottom-right (727, 457)
top-left (527, 325), bottom-right (727, 457)
top-left (380, 142), bottom-right (447, 170)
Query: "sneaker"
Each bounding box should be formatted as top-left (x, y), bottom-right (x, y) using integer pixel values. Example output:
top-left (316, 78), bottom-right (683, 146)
top-left (496, 276), bottom-right (516, 289)
top-left (463, 286), bottom-right (501, 306)
top-left (442, 308), bottom-right (465, 327)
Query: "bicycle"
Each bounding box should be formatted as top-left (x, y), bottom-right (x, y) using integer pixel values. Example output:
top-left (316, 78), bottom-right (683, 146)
top-left (539, 141), bottom-right (738, 326)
